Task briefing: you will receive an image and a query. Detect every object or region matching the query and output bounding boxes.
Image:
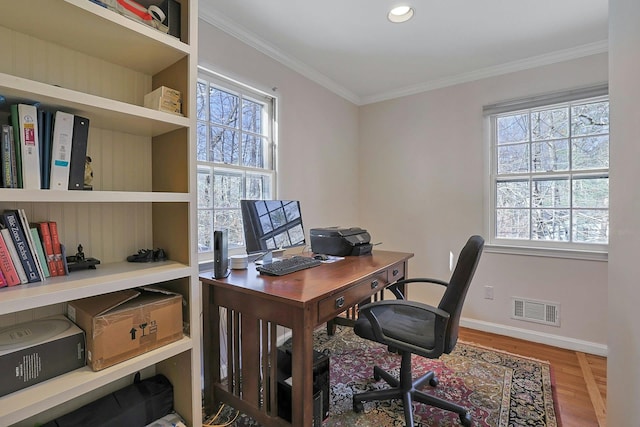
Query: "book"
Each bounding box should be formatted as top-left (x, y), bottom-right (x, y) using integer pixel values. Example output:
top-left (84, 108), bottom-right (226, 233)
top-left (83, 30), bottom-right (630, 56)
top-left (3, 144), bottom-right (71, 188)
top-left (50, 111), bottom-right (74, 191)
top-left (68, 115), bottom-right (90, 190)
top-left (9, 105), bottom-right (22, 188)
top-left (30, 227), bottom-right (50, 278)
top-left (0, 268), bottom-right (6, 288)
top-left (34, 222), bottom-right (57, 277)
top-left (1, 125), bottom-right (15, 188)
top-left (48, 221), bottom-right (65, 276)
top-left (0, 231), bottom-right (21, 286)
top-left (0, 228), bottom-right (28, 284)
top-left (17, 104), bottom-right (41, 190)
top-left (17, 209), bottom-right (47, 280)
top-left (0, 210), bottom-right (41, 283)
top-left (41, 110), bottom-right (54, 189)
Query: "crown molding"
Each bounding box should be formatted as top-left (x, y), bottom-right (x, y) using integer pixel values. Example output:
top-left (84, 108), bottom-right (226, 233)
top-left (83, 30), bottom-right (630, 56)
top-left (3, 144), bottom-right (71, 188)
top-left (361, 40), bottom-right (609, 105)
top-left (199, 7), bottom-right (362, 105)
top-left (200, 6), bottom-right (608, 107)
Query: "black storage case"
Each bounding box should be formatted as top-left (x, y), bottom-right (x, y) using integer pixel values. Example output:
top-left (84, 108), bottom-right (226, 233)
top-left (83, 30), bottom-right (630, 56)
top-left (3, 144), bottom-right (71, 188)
top-left (274, 346), bottom-right (330, 425)
top-left (310, 227), bottom-right (372, 256)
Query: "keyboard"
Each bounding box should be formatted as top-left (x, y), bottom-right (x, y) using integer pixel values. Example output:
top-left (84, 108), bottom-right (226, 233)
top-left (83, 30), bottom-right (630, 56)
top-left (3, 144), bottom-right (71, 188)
top-left (257, 256), bottom-right (322, 276)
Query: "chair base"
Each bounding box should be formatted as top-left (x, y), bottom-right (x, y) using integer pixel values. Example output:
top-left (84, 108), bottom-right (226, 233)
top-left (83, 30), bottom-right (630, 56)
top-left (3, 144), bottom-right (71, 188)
top-left (352, 352), bottom-right (471, 427)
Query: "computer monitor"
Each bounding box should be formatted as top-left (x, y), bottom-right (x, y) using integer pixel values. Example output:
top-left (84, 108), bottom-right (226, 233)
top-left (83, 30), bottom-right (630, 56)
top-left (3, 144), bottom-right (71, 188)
top-left (240, 200), bottom-right (306, 258)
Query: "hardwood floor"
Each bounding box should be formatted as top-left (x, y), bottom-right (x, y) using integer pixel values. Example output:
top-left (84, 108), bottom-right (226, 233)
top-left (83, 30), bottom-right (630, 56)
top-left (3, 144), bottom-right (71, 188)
top-left (459, 327), bottom-right (607, 427)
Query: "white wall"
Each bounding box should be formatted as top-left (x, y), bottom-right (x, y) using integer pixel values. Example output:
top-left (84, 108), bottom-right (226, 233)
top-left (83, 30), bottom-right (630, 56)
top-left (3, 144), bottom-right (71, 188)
top-left (358, 53), bottom-right (609, 352)
top-left (198, 19), bottom-right (361, 232)
top-left (608, 0), bottom-right (640, 424)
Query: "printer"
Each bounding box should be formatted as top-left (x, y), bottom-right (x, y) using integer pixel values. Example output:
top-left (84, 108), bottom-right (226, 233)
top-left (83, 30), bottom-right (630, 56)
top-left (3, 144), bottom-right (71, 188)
top-left (310, 227), bottom-right (372, 256)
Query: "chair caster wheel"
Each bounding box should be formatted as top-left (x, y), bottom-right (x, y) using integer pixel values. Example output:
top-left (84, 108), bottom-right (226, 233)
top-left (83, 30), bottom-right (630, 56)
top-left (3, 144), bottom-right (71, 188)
top-left (459, 412), bottom-right (471, 427)
top-left (429, 377), bottom-right (439, 387)
top-left (353, 401), bottom-right (364, 413)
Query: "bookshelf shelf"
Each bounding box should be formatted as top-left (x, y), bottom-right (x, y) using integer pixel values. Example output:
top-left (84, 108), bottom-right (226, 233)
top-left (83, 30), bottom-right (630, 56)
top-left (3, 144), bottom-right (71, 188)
top-left (0, 0), bottom-right (200, 425)
top-left (0, 336), bottom-right (193, 426)
top-left (0, 0), bottom-right (190, 75)
top-left (0, 73), bottom-right (189, 137)
top-left (0, 261), bottom-right (192, 315)
top-left (0, 189), bottom-right (190, 203)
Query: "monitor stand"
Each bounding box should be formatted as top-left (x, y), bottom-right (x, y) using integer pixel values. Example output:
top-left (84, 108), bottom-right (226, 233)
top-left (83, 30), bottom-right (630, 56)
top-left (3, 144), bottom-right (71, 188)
top-left (253, 249), bottom-right (285, 265)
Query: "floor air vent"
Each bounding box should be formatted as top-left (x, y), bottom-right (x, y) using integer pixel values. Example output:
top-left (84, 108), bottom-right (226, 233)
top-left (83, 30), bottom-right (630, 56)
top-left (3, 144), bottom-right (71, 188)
top-left (511, 298), bottom-right (560, 326)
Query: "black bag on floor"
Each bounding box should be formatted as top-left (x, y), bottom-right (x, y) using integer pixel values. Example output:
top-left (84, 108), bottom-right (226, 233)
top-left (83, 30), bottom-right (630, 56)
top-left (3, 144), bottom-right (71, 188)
top-left (42, 373), bottom-right (173, 427)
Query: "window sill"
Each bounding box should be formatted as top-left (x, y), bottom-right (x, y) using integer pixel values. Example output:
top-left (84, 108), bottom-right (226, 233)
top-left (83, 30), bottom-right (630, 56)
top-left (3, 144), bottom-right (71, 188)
top-left (485, 244), bottom-right (608, 261)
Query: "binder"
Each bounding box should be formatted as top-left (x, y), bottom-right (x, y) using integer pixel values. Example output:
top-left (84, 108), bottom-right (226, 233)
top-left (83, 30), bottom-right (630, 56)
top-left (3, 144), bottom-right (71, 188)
top-left (50, 111), bottom-right (74, 191)
top-left (17, 104), bottom-right (41, 190)
top-left (68, 115), bottom-right (90, 190)
top-left (9, 105), bottom-right (22, 188)
top-left (41, 110), bottom-right (54, 189)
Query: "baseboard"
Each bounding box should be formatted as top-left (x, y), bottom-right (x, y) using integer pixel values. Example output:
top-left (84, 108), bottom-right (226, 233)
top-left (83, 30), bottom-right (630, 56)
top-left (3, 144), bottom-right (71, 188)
top-left (460, 318), bottom-right (608, 357)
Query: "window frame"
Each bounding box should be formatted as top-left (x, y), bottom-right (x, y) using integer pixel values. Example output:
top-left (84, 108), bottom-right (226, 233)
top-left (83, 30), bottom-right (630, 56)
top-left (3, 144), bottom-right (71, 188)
top-left (196, 67), bottom-right (278, 262)
top-left (484, 85), bottom-right (609, 260)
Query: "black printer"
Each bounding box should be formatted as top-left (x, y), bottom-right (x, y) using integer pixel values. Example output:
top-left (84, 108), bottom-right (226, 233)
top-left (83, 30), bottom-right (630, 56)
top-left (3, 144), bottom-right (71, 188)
top-left (310, 227), bottom-right (372, 256)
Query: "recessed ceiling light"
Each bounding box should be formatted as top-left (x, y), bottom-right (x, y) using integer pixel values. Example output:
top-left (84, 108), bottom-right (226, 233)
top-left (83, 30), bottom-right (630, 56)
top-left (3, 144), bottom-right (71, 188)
top-left (388, 5), bottom-right (414, 23)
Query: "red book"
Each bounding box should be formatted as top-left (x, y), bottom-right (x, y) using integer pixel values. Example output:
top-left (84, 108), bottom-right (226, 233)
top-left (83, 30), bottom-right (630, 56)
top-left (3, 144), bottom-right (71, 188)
top-left (48, 221), bottom-right (65, 276)
top-left (0, 269), bottom-right (6, 288)
top-left (0, 231), bottom-right (21, 286)
top-left (34, 222), bottom-right (57, 277)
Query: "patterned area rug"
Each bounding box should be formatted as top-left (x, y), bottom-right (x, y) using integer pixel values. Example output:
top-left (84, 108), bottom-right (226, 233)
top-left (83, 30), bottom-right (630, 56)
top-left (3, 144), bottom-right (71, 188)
top-left (213, 326), bottom-right (559, 427)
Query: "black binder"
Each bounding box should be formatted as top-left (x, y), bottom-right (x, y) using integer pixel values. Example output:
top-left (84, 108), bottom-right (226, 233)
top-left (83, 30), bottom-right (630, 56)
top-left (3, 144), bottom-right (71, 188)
top-left (67, 115), bottom-right (89, 190)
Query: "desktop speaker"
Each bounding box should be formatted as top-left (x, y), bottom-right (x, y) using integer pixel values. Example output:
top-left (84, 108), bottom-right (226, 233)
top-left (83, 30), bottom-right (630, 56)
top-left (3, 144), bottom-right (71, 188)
top-left (213, 229), bottom-right (229, 279)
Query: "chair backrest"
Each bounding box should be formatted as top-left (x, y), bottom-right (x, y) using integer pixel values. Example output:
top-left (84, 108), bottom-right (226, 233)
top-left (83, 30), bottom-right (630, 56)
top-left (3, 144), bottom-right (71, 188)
top-left (438, 235), bottom-right (484, 353)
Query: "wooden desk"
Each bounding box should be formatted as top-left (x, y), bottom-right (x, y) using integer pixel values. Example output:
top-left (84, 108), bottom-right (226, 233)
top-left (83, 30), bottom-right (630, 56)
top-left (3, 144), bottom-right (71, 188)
top-left (201, 250), bottom-right (413, 426)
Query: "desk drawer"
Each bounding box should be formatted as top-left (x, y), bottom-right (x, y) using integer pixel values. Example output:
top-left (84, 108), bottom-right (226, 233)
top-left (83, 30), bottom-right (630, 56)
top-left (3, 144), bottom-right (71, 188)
top-left (388, 262), bottom-right (405, 282)
top-left (318, 272), bottom-right (388, 323)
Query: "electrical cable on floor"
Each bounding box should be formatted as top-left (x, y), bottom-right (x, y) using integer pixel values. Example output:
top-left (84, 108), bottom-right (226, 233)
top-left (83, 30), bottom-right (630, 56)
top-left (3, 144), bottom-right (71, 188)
top-left (203, 404), bottom-right (239, 427)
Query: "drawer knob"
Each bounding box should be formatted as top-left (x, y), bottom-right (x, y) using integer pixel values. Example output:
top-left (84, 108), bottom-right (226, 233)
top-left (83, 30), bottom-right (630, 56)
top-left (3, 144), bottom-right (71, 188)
top-left (392, 269), bottom-right (399, 277)
top-left (335, 296), bottom-right (345, 309)
top-left (371, 280), bottom-right (379, 289)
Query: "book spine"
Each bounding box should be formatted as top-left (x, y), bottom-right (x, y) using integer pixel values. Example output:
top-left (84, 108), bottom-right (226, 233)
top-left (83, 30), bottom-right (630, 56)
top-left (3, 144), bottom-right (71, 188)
top-left (30, 227), bottom-right (50, 278)
top-left (49, 221), bottom-right (65, 276)
top-left (0, 228), bottom-right (28, 284)
top-left (35, 222), bottom-right (57, 277)
top-left (0, 268), bottom-right (6, 288)
top-left (50, 111), bottom-right (74, 191)
top-left (9, 105), bottom-right (23, 188)
top-left (0, 231), bottom-right (21, 286)
top-left (17, 209), bottom-right (46, 280)
top-left (17, 104), bottom-right (42, 190)
top-left (1, 125), bottom-right (13, 188)
top-left (68, 115), bottom-right (90, 190)
top-left (1, 211), bottom-right (41, 283)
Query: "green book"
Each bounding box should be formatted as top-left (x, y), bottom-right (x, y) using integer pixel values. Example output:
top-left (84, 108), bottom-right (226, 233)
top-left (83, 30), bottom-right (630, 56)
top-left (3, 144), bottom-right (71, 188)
top-left (30, 227), bottom-right (50, 278)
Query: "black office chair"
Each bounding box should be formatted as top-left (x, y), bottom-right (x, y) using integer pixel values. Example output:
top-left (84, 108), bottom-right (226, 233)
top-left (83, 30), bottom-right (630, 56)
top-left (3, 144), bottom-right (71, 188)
top-left (352, 235), bottom-right (484, 427)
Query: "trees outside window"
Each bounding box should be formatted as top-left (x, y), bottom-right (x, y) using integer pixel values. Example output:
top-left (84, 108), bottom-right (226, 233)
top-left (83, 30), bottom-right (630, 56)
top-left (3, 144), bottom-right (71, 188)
top-left (490, 95), bottom-right (609, 251)
top-left (196, 72), bottom-right (276, 259)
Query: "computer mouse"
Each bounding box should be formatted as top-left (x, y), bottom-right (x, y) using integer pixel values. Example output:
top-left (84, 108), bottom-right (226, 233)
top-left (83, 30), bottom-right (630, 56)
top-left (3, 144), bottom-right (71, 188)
top-left (313, 254), bottom-right (329, 261)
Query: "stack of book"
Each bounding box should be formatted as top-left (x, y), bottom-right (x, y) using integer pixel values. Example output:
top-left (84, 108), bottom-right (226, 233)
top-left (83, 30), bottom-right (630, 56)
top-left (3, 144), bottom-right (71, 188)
top-left (1, 104), bottom-right (90, 191)
top-left (0, 209), bottom-right (66, 288)
top-left (144, 86), bottom-right (182, 116)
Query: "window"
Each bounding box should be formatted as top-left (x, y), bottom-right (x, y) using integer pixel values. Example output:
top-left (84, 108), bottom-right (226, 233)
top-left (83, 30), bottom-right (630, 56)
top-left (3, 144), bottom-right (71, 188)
top-left (196, 70), bottom-right (276, 259)
top-left (486, 86), bottom-right (609, 253)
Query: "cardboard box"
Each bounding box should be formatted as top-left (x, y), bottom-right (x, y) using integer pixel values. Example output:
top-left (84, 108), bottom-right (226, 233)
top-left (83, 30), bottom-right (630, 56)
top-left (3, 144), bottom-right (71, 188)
top-left (144, 86), bottom-right (183, 115)
top-left (67, 286), bottom-right (183, 371)
top-left (0, 315), bottom-right (86, 397)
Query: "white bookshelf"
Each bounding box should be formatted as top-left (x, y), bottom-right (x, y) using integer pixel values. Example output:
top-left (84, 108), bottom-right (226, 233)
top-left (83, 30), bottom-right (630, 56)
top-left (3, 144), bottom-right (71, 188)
top-left (0, 1), bottom-right (200, 426)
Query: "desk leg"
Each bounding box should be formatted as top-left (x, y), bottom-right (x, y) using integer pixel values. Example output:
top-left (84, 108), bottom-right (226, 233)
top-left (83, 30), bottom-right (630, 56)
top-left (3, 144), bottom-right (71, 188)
top-left (290, 312), bottom-right (315, 426)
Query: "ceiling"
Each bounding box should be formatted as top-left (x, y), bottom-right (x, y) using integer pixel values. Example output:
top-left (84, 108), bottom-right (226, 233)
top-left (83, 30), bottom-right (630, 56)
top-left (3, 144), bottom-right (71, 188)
top-left (199, 1), bottom-right (608, 105)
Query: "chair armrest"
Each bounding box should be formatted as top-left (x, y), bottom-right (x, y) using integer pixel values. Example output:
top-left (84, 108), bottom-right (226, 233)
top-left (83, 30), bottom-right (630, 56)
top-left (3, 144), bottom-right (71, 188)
top-left (388, 278), bottom-right (449, 300)
top-left (359, 300), bottom-right (450, 357)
